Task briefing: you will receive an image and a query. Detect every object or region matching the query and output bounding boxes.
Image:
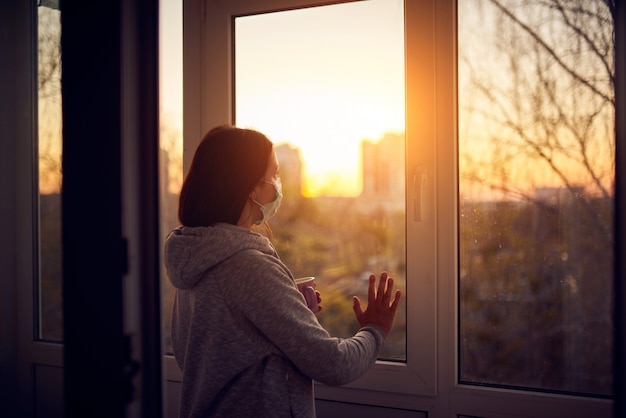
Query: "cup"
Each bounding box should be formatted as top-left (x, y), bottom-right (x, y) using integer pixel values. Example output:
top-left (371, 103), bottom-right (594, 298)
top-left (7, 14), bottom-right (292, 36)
top-left (295, 276), bottom-right (319, 313)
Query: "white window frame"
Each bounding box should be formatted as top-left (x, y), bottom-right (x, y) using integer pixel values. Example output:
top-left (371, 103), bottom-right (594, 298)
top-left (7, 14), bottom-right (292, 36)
top-left (174, 0), bottom-right (438, 398)
top-left (164, 0), bottom-right (615, 416)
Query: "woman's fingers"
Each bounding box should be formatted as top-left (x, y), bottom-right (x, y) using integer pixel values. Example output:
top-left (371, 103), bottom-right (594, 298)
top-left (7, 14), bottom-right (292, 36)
top-left (367, 274), bottom-right (377, 306)
top-left (353, 296), bottom-right (363, 317)
top-left (376, 272), bottom-right (388, 304)
top-left (390, 289), bottom-right (401, 311)
top-left (382, 277), bottom-right (394, 305)
top-left (353, 272), bottom-right (403, 334)
top-left (373, 272), bottom-right (396, 308)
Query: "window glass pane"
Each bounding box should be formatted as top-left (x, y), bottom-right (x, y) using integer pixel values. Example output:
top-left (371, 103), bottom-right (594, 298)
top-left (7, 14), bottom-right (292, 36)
top-left (159, 0), bottom-right (183, 355)
top-left (458, 0), bottom-right (614, 395)
top-left (235, 0), bottom-right (406, 360)
top-left (38, 2), bottom-right (63, 342)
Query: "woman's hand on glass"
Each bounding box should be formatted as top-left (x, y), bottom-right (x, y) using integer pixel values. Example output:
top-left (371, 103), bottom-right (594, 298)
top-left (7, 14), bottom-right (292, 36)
top-left (352, 272), bottom-right (401, 337)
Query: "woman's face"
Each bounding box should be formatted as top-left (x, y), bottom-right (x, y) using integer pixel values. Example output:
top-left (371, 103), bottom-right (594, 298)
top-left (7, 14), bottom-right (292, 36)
top-left (254, 150), bottom-right (280, 205)
top-left (237, 148), bottom-right (281, 228)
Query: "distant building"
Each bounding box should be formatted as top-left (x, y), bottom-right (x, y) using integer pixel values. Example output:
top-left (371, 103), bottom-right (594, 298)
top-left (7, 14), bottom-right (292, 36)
top-left (273, 134), bottom-right (406, 214)
top-left (275, 143), bottom-right (303, 197)
top-left (359, 132), bottom-right (405, 212)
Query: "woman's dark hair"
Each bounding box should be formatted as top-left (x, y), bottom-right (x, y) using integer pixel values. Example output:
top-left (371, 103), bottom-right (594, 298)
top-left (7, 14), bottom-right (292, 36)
top-left (178, 125), bottom-right (273, 227)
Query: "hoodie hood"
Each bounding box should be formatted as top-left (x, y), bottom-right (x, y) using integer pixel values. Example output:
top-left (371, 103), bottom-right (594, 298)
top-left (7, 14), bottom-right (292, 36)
top-left (164, 223), bottom-right (277, 290)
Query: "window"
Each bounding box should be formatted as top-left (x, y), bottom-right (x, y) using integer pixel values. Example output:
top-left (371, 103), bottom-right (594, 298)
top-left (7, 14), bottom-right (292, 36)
top-left (458, 0), bottom-right (614, 397)
top-left (173, 0), bottom-right (437, 398)
top-left (5, 1), bottom-right (66, 416)
top-left (169, 0), bottom-right (615, 415)
top-left (38, 0), bottom-right (63, 343)
top-left (159, 0), bottom-right (183, 356)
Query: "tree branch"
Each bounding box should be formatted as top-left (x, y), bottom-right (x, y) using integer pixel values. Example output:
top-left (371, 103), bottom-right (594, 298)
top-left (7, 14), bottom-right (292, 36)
top-left (487, 0), bottom-right (615, 105)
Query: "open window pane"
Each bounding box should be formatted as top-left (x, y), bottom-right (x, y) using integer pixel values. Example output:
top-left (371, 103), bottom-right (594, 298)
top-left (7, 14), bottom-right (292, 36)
top-left (38, 3), bottom-right (63, 342)
top-left (159, 0), bottom-right (183, 355)
top-left (234, 0), bottom-right (406, 360)
top-left (458, 0), bottom-right (614, 396)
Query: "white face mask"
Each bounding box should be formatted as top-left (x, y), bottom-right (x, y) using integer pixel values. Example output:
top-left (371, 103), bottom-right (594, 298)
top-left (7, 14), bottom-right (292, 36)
top-left (252, 177), bottom-right (282, 225)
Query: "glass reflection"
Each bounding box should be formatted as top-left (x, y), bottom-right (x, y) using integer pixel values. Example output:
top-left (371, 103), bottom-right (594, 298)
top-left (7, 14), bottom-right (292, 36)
top-left (38, 3), bottom-right (63, 342)
top-left (458, 0), bottom-right (614, 396)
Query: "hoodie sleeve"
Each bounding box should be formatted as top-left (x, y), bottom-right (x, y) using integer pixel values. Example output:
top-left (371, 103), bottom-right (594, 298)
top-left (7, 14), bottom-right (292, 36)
top-left (219, 249), bottom-right (384, 386)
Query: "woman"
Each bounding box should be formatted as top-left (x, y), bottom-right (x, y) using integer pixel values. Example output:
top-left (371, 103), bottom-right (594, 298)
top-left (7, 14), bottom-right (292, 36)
top-left (165, 125), bottom-right (401, 417)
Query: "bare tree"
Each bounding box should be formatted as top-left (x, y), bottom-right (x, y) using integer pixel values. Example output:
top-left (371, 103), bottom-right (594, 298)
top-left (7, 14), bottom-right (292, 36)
top-left (38, 6), bottom-right (63, 193)
top-left (37, 4), bottom-right (64, 341)
top-left (460, 0), bottom-right (615, 242)
top-left (458, 0), bottom-right (615, 395)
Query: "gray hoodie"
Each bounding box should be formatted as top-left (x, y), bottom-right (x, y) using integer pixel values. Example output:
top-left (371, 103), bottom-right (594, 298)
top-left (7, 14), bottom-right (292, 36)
top-left (164, 223), bottom-right (385, 418)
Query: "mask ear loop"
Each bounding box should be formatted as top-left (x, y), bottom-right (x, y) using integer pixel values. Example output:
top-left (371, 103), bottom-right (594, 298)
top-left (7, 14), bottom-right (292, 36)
top-left (251, 219), bottom-right (273, 240)
top-left (247, 190), bottom-right (264, 226)
top-left (248, 180), bottom-right (275, 238)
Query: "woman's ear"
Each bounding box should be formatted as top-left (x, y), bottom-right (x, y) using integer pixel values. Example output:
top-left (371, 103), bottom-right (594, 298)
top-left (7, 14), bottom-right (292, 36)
top-left (249, 189), bottom-right (256, 200)
top-left (249, 182), bottom-right (263, 200)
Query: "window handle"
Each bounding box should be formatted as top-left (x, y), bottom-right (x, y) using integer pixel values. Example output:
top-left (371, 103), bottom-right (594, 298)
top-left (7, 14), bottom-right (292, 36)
top-left (413, 166), bottom-right (428, 222)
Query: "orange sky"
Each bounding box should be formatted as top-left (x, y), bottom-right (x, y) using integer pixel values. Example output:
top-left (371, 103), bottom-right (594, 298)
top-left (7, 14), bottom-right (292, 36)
top-left (234, 0), bottom-right (405, 197)
top-left (157, 0), bottom-right (405, 197)
top-left (39, 0), bottom-right (613, 200)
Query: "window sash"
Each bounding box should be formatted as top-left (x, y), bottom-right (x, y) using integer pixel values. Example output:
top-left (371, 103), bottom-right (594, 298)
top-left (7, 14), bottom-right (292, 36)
top-left (181, 0), bottom-right (438, 396)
